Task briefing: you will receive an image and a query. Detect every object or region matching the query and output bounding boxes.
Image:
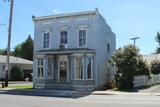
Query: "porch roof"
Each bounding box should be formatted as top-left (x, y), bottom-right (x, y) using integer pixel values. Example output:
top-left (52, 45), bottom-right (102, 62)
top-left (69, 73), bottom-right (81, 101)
top-left (36, 48), bottom-right (96, 54)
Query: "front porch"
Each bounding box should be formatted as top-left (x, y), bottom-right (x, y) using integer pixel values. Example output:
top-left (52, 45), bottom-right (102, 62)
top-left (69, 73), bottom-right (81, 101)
top-left (34, 48), bottom-right (96, 91)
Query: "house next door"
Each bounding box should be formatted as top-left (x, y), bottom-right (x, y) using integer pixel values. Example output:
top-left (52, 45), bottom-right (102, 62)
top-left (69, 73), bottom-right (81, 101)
top-left (58, 56), bottom-right (68, 82)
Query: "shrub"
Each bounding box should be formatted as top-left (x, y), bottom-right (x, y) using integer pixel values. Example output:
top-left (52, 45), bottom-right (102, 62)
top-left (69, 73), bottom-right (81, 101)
top-left (151, 60), bottom-right (160, 74)
top-left (10, 66), bottom-right (23, 81)
top-left (136, 56), bottom-right (150, 77)
top-left (109, 45), bottom-right (150, 90)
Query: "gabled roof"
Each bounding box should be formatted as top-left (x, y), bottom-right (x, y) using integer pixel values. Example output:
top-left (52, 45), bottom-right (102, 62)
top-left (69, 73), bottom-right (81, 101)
top-left (0, 55), bottom-right (33, 64)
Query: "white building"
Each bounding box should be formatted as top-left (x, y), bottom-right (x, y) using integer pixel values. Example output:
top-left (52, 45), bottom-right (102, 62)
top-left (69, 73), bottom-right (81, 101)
top-left (33, 8), bottom-right (116, 90)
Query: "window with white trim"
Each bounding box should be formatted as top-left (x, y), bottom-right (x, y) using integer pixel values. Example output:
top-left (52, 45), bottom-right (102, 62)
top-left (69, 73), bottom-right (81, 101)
top-left (37, 59), bottom-right (44, 78)
top-left (75, 58), bottom-right (84, 79)
top-left (60, 31), bottom-right (68, 44)
top-left (48, 59), bottom-right (53, 78)
top-left (86, 58), bottom-right (92, 79)
top-left (43, 32), bottom-right (50, 48)
top-left (78, 29), bottom-right (86, 47)
top-left (74, 57), bottom-right (93, 80)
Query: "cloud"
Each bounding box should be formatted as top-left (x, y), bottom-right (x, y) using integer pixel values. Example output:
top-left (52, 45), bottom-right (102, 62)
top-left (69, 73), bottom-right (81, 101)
top-left (52, 10), bottom-right (62, 14)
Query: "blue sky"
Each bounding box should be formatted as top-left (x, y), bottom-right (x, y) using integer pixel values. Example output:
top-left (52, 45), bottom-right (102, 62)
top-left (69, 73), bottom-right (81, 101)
top-left (0, 0), bottom-right (160, 54)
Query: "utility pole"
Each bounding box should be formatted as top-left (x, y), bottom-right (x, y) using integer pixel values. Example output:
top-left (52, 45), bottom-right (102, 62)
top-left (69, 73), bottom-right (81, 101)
top-left (130, 36), bottom-right (140, 46)
top-left (5, 0), bottom-right (14, 87)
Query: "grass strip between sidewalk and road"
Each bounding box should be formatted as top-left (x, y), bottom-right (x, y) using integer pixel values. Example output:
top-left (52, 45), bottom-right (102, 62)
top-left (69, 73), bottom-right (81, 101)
top-left (6, 85), bottom-right (33, 89)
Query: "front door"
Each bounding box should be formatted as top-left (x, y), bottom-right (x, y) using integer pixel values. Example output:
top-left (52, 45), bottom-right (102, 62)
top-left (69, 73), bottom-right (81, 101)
top-left (58, 56), bottom-right (68, 82)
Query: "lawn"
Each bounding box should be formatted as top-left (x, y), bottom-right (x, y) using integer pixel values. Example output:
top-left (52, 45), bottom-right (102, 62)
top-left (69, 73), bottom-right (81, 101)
top-left (6, 85), bottom-right (33, 89)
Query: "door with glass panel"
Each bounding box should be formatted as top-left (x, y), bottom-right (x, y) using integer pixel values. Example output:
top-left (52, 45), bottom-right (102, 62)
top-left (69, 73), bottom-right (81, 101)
top-left (59, 60), bottom-right (68, 82)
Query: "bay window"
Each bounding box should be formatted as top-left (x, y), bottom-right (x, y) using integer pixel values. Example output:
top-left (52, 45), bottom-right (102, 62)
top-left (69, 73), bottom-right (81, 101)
top-left (75, 58), bottom-right (84, 79)
top-left (74, 57), bottom-right (93, 80)
top-left (47, 59), bottom-right (53, 78)
top-left (86, 58), bottom-right (92, 79)
top-left (37, 59), bottom-right (44, 78)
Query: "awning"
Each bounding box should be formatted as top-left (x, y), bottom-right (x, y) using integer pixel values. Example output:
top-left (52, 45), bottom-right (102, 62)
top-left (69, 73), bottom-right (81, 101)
top-left (36, 48), bottom-right (96, 55)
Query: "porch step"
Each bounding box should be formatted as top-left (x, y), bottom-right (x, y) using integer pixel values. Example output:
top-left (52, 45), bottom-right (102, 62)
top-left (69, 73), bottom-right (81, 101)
top-left (35, 83), bottom-right (72, 90)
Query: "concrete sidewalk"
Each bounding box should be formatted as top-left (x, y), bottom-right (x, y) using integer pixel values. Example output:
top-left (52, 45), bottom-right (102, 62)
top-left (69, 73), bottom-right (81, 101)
top-left (0, 88), bottom-right (160, 97)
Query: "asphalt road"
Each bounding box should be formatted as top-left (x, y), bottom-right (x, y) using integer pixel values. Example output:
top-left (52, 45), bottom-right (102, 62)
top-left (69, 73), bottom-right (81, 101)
top-left (0, 93), bottom-right (160, 107)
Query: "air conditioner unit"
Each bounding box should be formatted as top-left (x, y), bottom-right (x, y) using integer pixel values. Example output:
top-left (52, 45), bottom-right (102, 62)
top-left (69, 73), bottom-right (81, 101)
top-left (59, 44), bottom-right (67, 49)
top-left (59, 44), bottom-right (65, 49)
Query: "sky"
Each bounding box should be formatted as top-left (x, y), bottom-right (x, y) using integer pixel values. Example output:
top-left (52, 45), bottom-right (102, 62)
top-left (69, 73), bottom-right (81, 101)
top-left (0, 0), bottom-right (160, 54)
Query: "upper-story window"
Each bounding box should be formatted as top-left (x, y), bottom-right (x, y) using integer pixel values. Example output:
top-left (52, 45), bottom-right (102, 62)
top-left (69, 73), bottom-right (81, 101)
top-left (43, 32), bottom-right (50, 48)
top-left (78, 29), bottom-right (87, 47)
top-left (60, 31), bottom-right (68, 44)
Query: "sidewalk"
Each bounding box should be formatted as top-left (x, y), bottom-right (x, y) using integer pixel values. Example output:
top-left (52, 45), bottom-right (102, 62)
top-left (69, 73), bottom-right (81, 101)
top-left (0, 88), bottom-right (160, 97)
top-left (92, 90), bottom-right (160, 96)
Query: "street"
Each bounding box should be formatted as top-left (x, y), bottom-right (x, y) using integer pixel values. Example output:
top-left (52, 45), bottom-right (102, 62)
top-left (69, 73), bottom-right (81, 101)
top-left (0, 93), bottom-right (160, 107)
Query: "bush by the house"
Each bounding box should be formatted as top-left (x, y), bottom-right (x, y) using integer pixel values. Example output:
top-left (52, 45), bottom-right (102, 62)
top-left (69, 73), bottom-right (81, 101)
top-left (109, 45), bottom-right (150, 90)
top-left (10, 66), bottom-right (23, 81)
top-left (136, 56), bottom-right (150, 77)
top-left (151, 60), bottom-right (160, 74)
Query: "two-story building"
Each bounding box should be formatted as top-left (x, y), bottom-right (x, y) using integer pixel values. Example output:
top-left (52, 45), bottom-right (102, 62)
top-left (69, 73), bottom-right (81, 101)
top-left (33, 8), bottom-right (116, 91)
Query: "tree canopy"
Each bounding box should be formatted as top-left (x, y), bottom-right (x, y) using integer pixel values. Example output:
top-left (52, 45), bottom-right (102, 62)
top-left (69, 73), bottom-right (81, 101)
top-left (13, 35), bottom-right (33, 61)
top-left (0, 35), bottom-right (33, 61)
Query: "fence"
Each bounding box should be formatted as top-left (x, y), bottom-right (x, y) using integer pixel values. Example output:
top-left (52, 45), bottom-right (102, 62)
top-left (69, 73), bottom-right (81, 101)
top-left (134, 74), bottom-right (160, 87)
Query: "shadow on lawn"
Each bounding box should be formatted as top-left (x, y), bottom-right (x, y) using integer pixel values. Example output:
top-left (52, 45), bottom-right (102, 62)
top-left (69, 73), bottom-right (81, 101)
top-left (0, 88), bottom-right (94, 99)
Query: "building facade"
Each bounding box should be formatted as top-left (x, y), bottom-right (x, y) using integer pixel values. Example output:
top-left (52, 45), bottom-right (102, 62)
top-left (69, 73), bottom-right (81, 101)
top-left (33, 8), bottom-right (116, 90)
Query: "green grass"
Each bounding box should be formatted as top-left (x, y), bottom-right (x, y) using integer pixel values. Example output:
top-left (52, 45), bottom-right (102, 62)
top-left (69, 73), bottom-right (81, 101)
top-left (6, 85), bottom-right (33, 89)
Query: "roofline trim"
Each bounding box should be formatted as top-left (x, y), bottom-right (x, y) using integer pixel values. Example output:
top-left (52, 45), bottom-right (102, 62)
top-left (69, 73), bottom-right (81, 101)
top-left (33, 9), bottom-right (99, 22)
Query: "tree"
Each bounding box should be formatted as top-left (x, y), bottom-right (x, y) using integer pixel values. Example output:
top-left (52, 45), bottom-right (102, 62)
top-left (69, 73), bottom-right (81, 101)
top-left (13, 35), bottom-right (33, 61)
top-left (155, 32), bottom-right (160, 53)
top-left (10, 66), bottom-right (23, 81)
top-left (13, 44), bottom-right (22, 57)
top-left (151, 60), bottom-right (160, 74)
top-left (21, 35), bottom-right (33, 61)
top-left (136, 56), bottom-right (150, 77)
top-left (109, 45), bottom-right (150, 90)
top-left (0, 48), bottom-right (7, 55)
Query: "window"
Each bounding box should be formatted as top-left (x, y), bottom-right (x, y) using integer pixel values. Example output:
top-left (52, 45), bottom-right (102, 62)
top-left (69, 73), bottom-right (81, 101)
top-left (79, 29), bottom-right (86, 47)
top-left (107, 43), bottom-right (110, 53)
top-left (2, 65), bottom-right (5, 71)
top-left (43, 32), bottom-right (50, 48)
top-left (60, 31), bottom-right (67, 44)
top-left (48, 59), bottom-right (53, 78)
top-left (76, 58), bottom-right (84, 79)
top-left (74, 57), bottom-right (93, 80)
top-left (86, 58), bottom-right (92, 79)
top-left (37, 59), bottom-right (44, 78)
